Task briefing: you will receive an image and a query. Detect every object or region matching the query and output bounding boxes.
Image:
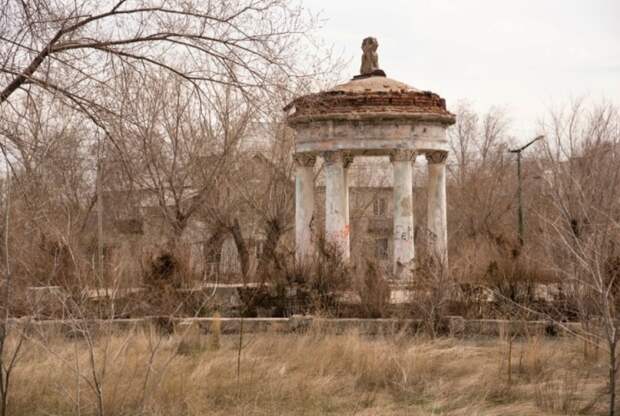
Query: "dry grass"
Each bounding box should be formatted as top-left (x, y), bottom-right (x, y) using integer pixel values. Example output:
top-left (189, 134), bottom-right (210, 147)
top-left (6, 327), bottom-right (607, 415)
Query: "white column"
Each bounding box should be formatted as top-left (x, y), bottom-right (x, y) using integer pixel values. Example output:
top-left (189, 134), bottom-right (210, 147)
top-left (324, 151), bottom-right (350, 260)
top-left (426, 151), bottom-right (448, 264)
top-left (294, 153), bottom-right (316, 266)
top-left (343, 153), bottom-right (354, 244)
top-left (391, 150), bottom-right (416, 277)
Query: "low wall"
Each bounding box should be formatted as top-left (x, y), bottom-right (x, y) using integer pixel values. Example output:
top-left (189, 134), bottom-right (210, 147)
top-left (6, 316), bottom-right (586, 338)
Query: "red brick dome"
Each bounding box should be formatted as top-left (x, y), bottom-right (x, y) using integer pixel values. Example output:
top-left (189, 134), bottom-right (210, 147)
top-left (286, 75), bottom-right (455, 125)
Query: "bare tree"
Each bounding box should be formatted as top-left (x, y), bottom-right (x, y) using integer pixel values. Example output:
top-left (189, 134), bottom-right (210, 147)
top-left (104, 67), bottom-right (280, 285)
top-left (0, 91), bottom-right (99, 291)
top-left (0, 1), bottom-right (325, 202)
top-left (448, 102), bottom-right (514, 243)
top-left (0, 0), bottom-right (313, 102)
top-left (231, 96), bottom-right (297, 280)
top-left (0, 161), bottom-right (28, 416)
top-left (538, 99), bottom-right (620, 415)
top-left (112, 71), bottom-right (246, 237)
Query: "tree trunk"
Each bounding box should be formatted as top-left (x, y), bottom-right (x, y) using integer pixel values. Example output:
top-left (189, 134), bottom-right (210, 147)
top-left (230, 219), bottom-right (250, 279)
top-left (0, 323), bottom-right (6, 416)
top-left (96, 159), bottom-right (105, 291)
top-left (610, 338), bottom-right (617, 416)
top-left (256, 220), bottom-right (282, 279)
top-left (204, 229), bottom-right (225, 279)
top-left (0, 168), bottom-right (10, 416)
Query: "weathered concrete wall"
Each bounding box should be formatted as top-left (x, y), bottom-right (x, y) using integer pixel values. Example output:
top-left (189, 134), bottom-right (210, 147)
top-left (294, 119), bottom-right (449, 155)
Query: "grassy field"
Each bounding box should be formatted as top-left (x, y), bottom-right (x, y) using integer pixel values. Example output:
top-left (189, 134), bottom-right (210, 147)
top-left (5, 326), bottom-right (608, 415)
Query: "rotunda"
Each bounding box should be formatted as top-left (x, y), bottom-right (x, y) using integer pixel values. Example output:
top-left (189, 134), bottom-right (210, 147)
top-left (285, 37), bottom-right (456, 276)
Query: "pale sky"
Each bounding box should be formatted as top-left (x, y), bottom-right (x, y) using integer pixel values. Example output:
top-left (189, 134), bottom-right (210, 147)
top-left (306, 0), bottom-right (620, 138)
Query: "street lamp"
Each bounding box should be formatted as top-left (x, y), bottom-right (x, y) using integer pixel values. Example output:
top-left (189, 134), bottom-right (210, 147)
top-left (509, 135), bottom-right (544, 247)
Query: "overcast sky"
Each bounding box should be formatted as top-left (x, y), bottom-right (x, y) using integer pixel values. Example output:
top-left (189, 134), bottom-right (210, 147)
top-left (307, 0), bottom-right (620, 139)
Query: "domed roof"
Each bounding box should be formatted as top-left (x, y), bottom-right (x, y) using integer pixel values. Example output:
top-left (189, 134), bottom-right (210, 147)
top-left (328, 76), bottom-right (420, 94)
top-left (285, 38), bottom-right (455, 126)
top-left (285, 74), bottom-right (455, 125)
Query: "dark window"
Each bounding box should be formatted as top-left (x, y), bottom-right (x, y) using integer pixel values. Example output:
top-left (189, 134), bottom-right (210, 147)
top-left (205, 243), bottom-right (220, 278)
top-left (255, 240), bottom-right (265, 258)
top-left (374, 238), bottom-right (388, 259)
top-left (373, 197), bottom-right (387, 217)
top-left (114, 218), bottom-right (144, 235)
top-left (205, 244), bottom-right (221, 263)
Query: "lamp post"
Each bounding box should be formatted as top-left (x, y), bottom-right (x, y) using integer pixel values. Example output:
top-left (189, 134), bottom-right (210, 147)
top-left (509, 135), bottom-right (544, 247)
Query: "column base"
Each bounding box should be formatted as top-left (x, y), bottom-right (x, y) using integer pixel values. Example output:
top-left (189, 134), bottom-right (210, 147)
top-left (392, 258), bottom-right (415, 281)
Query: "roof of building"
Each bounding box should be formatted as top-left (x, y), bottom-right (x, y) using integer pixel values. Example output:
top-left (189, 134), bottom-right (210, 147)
top-left (328, 76), bottom-right (420, 94)
top-left (285, 74), bottom-right (455, 125)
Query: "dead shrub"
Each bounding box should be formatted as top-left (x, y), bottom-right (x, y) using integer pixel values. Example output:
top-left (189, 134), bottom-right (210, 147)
top-left (410, 254), bottom-right (455, 336)
top-left (356, 261), bottom-right (390, 318)
top-left (256, 237), bottom-right (353, 316)
top-left (140, 248), bottom-right (194, 316)
top-left (143, 251), bottom-right (181, 287)
top-left (176, 322), bottom-right (206, 356)
top-left (533, 370), bottom-right (589, 414)
top-left (307, 237), bottom-right (352, 310)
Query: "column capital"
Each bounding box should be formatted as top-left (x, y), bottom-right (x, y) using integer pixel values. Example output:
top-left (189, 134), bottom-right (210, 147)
top-left (389, 149), bottom-right (417, 163)
top-left (293, 153), bottom-right (316, 167)
top-left (321, 150), bottom-right (353, 168)
top-left (425, 151), bottom-right (448, 164)
top-left (343, 153), bottom-right (354, 169)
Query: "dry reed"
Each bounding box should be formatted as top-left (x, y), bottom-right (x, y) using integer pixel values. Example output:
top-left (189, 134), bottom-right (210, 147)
top-left (6, 329), bottom-right (606, 415)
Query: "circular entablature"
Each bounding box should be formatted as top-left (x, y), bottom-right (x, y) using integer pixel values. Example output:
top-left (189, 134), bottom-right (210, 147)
top-left (292, 118), bottom-right (450, 156)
